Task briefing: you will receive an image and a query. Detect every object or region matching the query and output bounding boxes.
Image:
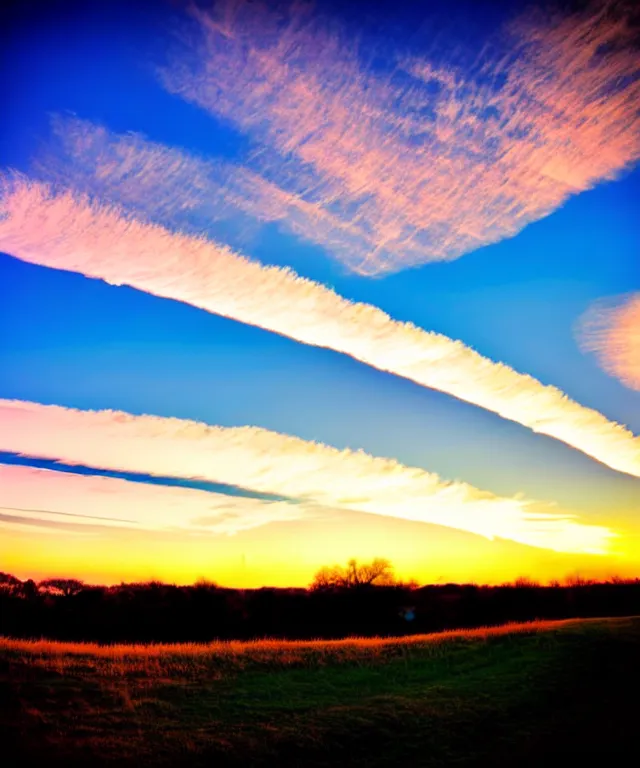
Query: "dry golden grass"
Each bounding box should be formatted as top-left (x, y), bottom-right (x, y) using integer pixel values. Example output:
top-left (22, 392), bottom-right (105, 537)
top-left (4, 617), bottom-right (640, 767)
top-left (0, 617), bottom-right (598, 678)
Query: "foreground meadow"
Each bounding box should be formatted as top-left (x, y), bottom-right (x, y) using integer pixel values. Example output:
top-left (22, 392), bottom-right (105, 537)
top-left (3, 617), bottom-right (640, 767)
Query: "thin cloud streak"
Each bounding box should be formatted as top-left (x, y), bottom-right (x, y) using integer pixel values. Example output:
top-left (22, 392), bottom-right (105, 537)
top-left (0, 448), bottom-right (297, 503)
top-left (159, 0), bottom-right (640, 274)
top-left (0, 463), bottom-right (310, 536)
top-left (0, 513), bottom-right (100, 536)
top-left (1, 175), bottom-right (639, 480)
top-left (577, 293), bottom-right (640, 391)
top-left (0, 399), bottom-right (617, 554)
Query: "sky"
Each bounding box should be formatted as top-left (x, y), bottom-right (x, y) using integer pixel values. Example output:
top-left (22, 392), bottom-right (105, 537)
top-left (0, 0), bottom-right (638, 587)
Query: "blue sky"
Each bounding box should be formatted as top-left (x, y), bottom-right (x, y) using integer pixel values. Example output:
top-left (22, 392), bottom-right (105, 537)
top-left (1, 0), bottom-right (638, 585)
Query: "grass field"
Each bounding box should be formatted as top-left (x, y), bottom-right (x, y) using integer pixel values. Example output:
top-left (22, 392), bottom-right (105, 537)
top-left (3, 617), bottom-right (640, 767)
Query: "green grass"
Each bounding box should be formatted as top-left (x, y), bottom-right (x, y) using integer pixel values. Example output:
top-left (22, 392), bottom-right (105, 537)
top-left (3, 617), bottom-right (640, 767)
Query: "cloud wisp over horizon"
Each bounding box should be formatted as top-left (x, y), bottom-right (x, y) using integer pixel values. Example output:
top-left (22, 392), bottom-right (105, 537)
top-left (0, 463), bottom-right (310, 537)
top-left (577, 293), bottom-right (640, 392)
top-left (158, 0), bottom-right (640, 275)
top-left (1, 175), bottom-right (639, 481)
top-left (0, 398), bottom-right (617, 554)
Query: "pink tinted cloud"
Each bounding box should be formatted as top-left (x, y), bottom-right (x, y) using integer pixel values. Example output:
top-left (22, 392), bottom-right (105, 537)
top-left (0, 399), bottom-right (617, 554)
top-left (160, 0), bottom-right (639, 274)
top-left (33, 116), bottom-right (365, 258)
top-left (577, 293), bottom-right (640, 391)
top-left (0, 175), bottom-right (639, 480)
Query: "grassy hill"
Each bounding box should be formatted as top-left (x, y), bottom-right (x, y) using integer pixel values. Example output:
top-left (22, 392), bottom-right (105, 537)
top-left (3, 617), bottom-right (640, 767)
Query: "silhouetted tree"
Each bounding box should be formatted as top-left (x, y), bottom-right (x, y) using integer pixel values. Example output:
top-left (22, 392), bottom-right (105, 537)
top-left (193, 577), bottom-right (219, 590)
top-left (39, 578), bottom-right (85, 597)
top-left (0, 572), bottom-right (22, 592)
top-left (19, 579), bottom-right (39, 600)
top-left (513, 577), bottom-right (540, 588)
top-left (311, 558), bottom-right (395, 590)
top-left (3, 569), bottom-right (640, 644)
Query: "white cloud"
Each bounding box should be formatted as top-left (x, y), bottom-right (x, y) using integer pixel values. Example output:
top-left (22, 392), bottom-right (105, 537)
top-left (1, 175), bottom-right (638, 480)
top-left (0, 399), bottom-right (616, 553)
top-left (0, 463), bottom-right (309, 536)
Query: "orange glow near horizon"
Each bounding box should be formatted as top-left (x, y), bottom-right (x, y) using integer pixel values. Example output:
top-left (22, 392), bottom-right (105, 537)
top-left (3, 503), bottom-right (639, 589)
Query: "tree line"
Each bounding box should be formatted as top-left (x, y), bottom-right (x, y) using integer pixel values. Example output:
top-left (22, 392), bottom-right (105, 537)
top-left (2, 560), bottom-right (640, 643)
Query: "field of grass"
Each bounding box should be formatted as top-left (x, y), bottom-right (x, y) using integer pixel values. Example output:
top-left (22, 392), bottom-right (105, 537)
top-left (3, 617), bottom-right (640, 767)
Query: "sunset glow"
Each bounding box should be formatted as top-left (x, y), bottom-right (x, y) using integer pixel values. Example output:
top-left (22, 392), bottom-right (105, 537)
top-left (1, 0), bottom-right (638, 589)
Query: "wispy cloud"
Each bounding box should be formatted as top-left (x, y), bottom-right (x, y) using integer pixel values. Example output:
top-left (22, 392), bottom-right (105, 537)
top-left (576, 293), bottom-right (640, 391)
top-left (0, 399), bottom-right (617, 554)
top-left (0, 463), bottom-right (309, 536)
top-left (158, 0), bottom-right (640, 274)
top-left (1, 175), bottom-right (638, 479)
top-left (32, 116), bottom-right (363, 257)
